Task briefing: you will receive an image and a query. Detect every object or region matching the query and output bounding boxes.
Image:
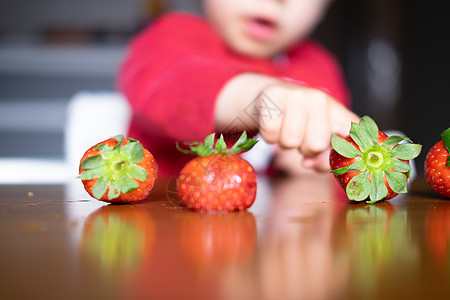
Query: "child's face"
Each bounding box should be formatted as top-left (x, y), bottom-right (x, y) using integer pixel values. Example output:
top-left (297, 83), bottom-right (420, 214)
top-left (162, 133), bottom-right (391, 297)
top-left (203, 0), bottom-right (332, 58)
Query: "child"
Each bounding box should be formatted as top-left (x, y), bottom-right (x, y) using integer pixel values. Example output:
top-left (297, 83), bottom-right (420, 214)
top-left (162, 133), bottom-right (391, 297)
top-left (118, 0), bottom-right (359, 177)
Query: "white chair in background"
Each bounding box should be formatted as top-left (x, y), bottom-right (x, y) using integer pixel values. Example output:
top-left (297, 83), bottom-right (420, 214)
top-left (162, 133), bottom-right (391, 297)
top-left (0, 90), bottom-right (131, 184)
top-left (64, 90), bottom-right (131, 177)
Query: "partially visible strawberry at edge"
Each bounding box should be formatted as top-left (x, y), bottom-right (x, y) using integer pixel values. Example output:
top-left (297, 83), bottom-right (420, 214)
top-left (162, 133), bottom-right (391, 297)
top-left (424, 128), bottom-right (450, 198)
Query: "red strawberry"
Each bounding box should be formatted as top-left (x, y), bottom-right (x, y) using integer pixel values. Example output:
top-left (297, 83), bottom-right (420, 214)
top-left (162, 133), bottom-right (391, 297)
top-left (424, 128), bottom-right (450, 198)
top-left (329, 116), bottom-right (422, 203)
top-left (176, 131), bottom-right (258, 212)
top-left (79, 135), bottom-right (158, 203)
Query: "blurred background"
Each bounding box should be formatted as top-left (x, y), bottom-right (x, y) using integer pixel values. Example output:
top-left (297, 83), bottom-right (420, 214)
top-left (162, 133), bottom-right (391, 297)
top-left (0, 0), bottom-right (448, 181)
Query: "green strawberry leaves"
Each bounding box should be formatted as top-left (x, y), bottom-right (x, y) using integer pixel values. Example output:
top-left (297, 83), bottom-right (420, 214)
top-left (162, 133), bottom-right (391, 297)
top-left (390, 143), bottom-right (423, 160)
top-left (176, 131), bottom-right (258, 156)
top-left (216, 135), bottom-right (227, 152)
top-left (382, 135), bottom-right (411, 149)
top-left (385, 171), bottom-right (408, 194)
top-left (79, 135), bottom-right (148, 200)
top-left (442, 128), bottom-right (450, 167)
top-left (389, 159), bottom-right (411, 173)
top-left (350, 116), bottom-right (379, 151)
top-left (346, 171), bottom-right (371, 201)
top-left (368, 170), bottom-right (389, 203)
top-left (443, 128), bottom-right (450, 153)
top-left (228, 131), bottom-right (259, 154)
top-left (331, 135), bottom-right (361, 158)
top-left (331, 116), bottom-right (422, 203)
top-left (126, 165), bottom-right (147, 182)
top-left (92, 175), bottom-right (110, 200)
top-left (80, 155), bottom-right (105, 169)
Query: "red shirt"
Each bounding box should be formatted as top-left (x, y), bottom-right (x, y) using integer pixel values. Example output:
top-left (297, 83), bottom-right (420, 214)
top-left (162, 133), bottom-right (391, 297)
top-left (118, 12), bottom-right (350, 177)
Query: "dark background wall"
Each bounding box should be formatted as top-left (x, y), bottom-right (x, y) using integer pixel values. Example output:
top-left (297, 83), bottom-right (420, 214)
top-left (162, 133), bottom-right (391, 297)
top-left (0, 0), bottom-right (448, 174)
top-left (314, 0), bottom-right (449, 173)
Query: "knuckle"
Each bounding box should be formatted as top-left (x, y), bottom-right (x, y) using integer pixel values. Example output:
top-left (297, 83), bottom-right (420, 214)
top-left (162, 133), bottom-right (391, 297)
top-left (260, 128), bottom-right (279, 144)
top-left (259, 120), bottom-right (278, 135)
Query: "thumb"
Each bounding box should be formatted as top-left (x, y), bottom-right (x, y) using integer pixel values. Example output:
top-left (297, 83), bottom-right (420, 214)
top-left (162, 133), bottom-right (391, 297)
top-left (302, 148), bottom-right (331, 172)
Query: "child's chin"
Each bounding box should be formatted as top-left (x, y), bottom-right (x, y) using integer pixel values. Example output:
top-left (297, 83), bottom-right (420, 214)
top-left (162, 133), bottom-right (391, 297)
top-left (230, 40), bottom-right (281, 59)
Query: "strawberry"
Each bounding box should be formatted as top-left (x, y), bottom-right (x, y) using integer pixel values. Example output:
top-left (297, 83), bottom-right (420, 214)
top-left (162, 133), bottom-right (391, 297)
top-left (176, 131), bottom-right (258, 212)
top-left (79, 134), bottom-right (158, 203)
top-left (329, 116), bottom-right (422, 203)
top-left (424, 128), bottom-right (450, 198)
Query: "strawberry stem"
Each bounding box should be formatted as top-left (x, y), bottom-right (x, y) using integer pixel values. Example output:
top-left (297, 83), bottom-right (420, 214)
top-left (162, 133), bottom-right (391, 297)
top-left (112, 161), bottom-right (126, 172)
top-left (366, 151), bottom-right (384, 168)
top-left (176, 131), bottom-right (258, 157)
top-left (363, 146), bottom-right (390, 171)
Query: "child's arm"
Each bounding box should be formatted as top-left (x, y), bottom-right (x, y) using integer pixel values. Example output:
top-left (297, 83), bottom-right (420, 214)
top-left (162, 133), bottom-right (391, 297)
top-left (214, 73), bottom-right (360, 171)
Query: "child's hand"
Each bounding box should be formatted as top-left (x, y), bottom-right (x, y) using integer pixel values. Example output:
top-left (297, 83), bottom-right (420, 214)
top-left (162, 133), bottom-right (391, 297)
top-left (258, 82), bottom-right (359, 171)
top-left (214, 73), bottom-right (359, 172)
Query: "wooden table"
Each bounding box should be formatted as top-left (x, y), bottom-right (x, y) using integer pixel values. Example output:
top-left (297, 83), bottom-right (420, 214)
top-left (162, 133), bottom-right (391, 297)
top-left (1, 174), bottom-right (449, 300)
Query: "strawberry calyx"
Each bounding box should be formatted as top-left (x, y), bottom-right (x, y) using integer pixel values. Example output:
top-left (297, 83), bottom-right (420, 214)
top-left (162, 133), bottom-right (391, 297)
top-left (442, 128), bottom-right (450, 167)
top-left (331, 116), bottom-right (422, 203)
top-left (79, 135), bottom-right (148, 200)
top-left (176, 131), bottom-right (258, 156)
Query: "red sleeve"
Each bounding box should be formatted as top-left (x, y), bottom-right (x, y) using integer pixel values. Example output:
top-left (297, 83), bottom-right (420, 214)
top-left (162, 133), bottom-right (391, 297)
top-left (118, 13), bottom-right (243, 141)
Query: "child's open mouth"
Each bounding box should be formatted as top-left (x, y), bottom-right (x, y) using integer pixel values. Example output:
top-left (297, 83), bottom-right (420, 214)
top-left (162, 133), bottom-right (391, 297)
top-left (245, 17), bottom-right (278, 41)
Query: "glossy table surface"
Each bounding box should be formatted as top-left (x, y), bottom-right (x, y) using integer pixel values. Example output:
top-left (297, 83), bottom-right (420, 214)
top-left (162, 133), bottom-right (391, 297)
top-left (1, 174), bottom-right (449, 300)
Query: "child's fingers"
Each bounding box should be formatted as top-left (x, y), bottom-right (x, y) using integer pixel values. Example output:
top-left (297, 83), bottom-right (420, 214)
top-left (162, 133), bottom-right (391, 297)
top-left (329, 100), bottom-right (360, 136)
top-left (257, 89), bottom-right (284, 144)
top-left (300, 94), bottom-right (358, 171)
top-left (279, 98), bottom-right (306, 148)
top-left (300, 94), bottom-right (331, 158)
top-left (258, 107), bottom-right (283, 144)
top-left (302, 149), bottom-right (331, 172)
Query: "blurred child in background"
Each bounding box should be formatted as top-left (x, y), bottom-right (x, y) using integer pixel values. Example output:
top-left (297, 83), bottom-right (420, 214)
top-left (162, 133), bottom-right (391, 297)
top-left (118, 0), bottom-right (359, 177)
